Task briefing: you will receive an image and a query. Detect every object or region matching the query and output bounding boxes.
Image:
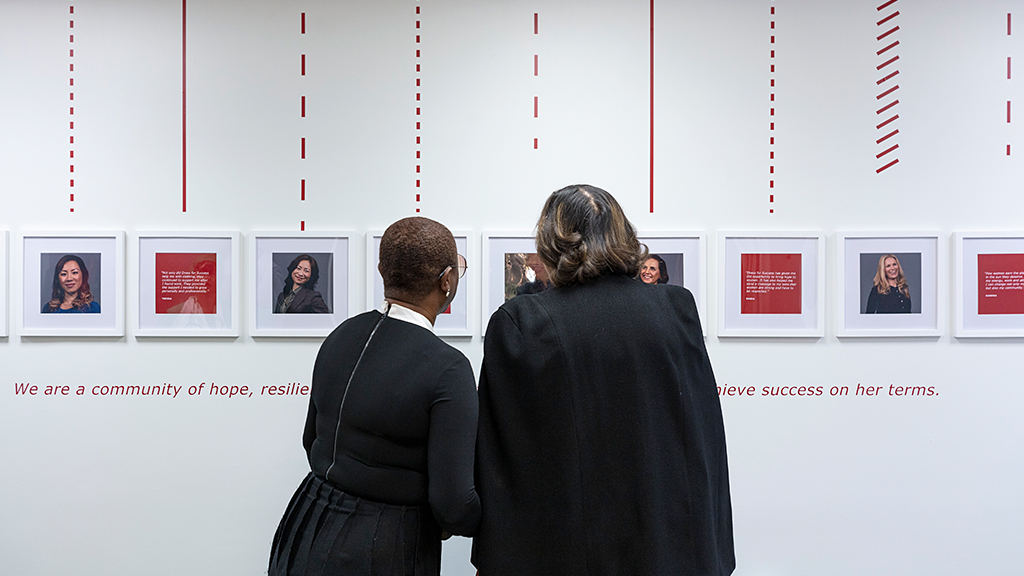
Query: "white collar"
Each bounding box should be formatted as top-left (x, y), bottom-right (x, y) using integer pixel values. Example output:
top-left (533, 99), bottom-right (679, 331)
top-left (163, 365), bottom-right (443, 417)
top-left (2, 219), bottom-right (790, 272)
top-left (378, 300), bottom-right (434, 333)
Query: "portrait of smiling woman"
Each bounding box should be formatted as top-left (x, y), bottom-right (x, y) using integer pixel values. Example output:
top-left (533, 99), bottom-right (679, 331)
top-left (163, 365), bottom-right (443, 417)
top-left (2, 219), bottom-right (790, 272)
top-left (42, 254), bottom-right (100, 314)
top-left (864, 253), bottom-right (912, 314)
top-left (275, 254), bottom-right (331, 314)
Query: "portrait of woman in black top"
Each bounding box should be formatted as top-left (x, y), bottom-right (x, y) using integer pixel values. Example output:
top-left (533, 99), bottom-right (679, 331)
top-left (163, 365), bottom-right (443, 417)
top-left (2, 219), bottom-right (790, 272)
top-left (865, 253), bottom-right (911, 314)
top-left (274, 254), bottom-right (330, 314)
top-left (269, 217), bottom-right (479, 576)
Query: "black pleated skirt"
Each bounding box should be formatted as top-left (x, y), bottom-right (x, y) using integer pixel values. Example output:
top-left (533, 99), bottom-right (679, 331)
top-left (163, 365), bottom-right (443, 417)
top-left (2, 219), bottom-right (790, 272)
top-left (269, 472), bottom-right (442, 576)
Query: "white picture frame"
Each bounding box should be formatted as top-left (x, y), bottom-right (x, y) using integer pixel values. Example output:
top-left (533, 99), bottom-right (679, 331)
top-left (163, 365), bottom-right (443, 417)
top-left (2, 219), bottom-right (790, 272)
top-left (249, 232), bottom-right (354, 338)
top-left (954, 231), bottom-right (1024, 338)
top-left (718, 231), bottom-right (824, 338)
top-left (136, 232), bottom-right (240, 337)
top-left (836, 232), bottom-right (943, 338)
top-left (482, 233), bottom-right (541, 332)
top-left (638, 232), bottom-right (708, 335)
top-left (21, 231), bottom-right (125, 337)
top-left (366, 231), bottom-right (474, 337)
top-left (0, 231), bottom-right (7, 338)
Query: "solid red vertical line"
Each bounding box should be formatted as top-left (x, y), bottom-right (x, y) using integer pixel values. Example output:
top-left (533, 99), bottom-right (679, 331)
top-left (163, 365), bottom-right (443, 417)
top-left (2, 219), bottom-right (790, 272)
top-left (534, 13), bottom-right (538, 34)
top-left (301, 12), bottom-right (305, 34)
top-left (534, 54), bottom-right (538, 75)
top-left (301, 179), bottom-right (305, 200)
top-left (301, 96), bottom-right (305, 117)
top-left (534, 96), bottom-right (538, 117)
top-left (301, 137), bottom-right (306, 158)
top-left (301, 54), bottom-right (306, 75)
top-left (182, 0), bottom-right (187, 212)
top-left (649, 0), bottom-right (655, 213)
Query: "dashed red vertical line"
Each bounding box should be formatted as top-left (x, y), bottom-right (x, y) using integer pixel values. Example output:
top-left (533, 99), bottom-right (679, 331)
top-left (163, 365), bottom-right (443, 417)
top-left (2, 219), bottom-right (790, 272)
top-left (182, 0), bottom-right (187, 211)
top-left (415, 3), bottom-right (421, 213)
top-left (533, 12), bottom-right (539, 151)
top-left (299, 11), bottom-right (307, 214)
top-left (768, 4), bottom-right (775, 213)
top-left (649, 0), bottom-right (655, 213)
top-left (874, 0), bottom-right (900, 174)
top-left (69, 4), bottom-right (75, 212)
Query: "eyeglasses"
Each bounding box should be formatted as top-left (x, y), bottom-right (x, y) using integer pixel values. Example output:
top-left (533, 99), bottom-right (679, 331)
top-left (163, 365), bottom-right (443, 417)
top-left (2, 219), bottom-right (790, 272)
top-left (439, 254), bottom-right (468, 280)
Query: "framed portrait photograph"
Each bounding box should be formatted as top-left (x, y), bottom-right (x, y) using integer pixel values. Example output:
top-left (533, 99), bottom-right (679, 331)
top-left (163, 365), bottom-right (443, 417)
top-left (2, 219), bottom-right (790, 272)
top-left (367, 230), bottom-right (474, 337)
top-left (250, 232), bottom-right (353, 337)
top-left (21, 232), bottom-right (125, 337)
top-left (718, 232), bottom-right (824, 338)
top-left (638, 232), bottom-right (707, 334)
top-left (137, 233), bottom-right (240, 337)
top-left (954, 232), bottom-right (1024, 338)
top-left (836, 232), bottom-right (943, 338)
top-left (482, 233), bottom-right (549, 331)
top-left (0, 231), bottom-right (7, 337)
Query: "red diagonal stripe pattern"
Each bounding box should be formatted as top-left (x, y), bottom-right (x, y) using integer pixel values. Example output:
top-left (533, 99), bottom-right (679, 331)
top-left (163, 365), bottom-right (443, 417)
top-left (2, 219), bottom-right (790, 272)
top-left (875, 1), bottom-right (900, 173)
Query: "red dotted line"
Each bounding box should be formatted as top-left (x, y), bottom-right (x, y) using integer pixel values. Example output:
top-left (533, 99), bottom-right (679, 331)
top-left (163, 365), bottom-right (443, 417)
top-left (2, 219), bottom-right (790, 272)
top-left (415, 2), bottom-right (422, 213)
top-left (533, 12), bottom-right (539, 150)
top-left (874, 0), bottom-right (900, 173)
top-left (768, 5), bottom-right (775, 214)
top-left (69, 5), bottom-right (75, 212)
top-left (300, 12), bottom-right (306, 231)
top-left (1008, 13), bottom-right (1012, 156)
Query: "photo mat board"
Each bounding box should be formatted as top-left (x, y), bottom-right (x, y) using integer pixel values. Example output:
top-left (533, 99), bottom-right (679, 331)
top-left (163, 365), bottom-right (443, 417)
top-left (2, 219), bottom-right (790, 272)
top-left (638, 233), bottom-right (707, 334)
top-left (250, 233), bottom-right (353, 337)
top-left (367, 231), bottom-right (472, 337)
top-left (0, 232), bottom-right (7, 337)
top-left (137, 233), bottom-right (240, 337)
top-left (955, 232), bottom-right (1024, 337)
top-left (21, 232), bottom-right (125, 337)
top-left (837, 233), bottom-right (942, 337)
top-left (718, 232), bottom-right (824, 338)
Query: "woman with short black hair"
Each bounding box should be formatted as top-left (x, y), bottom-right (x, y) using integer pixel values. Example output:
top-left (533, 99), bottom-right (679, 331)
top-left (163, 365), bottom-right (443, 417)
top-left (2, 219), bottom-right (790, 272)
top-left (269, 217), bottom-right (479, 576)
top-left (474, 184), bottom-right (734, 576)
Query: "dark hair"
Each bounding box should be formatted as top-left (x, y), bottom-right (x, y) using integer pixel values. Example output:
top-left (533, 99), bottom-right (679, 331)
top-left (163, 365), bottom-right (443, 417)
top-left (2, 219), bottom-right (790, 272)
top-left (379, 217), bottom-right (457, 301)
top-left (645, 254), bottom-right (669, 284)
top-left (281, 254), bottom-right (320, 296)
top-left (47, 254), bottom-right (94, 311)
top-left (535, 184), bottom-right (647, 287)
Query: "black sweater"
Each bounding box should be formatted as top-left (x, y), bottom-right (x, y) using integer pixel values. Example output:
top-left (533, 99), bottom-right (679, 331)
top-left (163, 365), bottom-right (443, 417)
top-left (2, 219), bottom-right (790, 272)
top-left (303, 310), bottom-right (481, 536)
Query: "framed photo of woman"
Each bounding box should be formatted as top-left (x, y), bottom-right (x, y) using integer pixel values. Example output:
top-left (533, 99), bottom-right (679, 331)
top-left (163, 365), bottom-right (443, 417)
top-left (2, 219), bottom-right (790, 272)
top-left (367, 230), bottom-right (474, 337)
top-left (954, 232), bottom-right (1024, 338)
top-left (249, 232), bottom-right (353, 337)
top-left (21, 232), bottom-right (125, 337)
top-left (482, 233), bottom-right (547, 333)
top-left (137, 232), bottom-right (240, 337)
top-left (718, 232), bottom-right (824, 338)
top-left (637, 232), bottom-right (707, 335)
top-left (836, 232), bottom-right (943, 337)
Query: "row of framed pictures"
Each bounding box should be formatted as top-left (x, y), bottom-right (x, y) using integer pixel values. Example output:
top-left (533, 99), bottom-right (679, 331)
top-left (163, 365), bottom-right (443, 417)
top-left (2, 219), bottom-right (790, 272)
top-left (0, 230), bottom-right (1023, 338)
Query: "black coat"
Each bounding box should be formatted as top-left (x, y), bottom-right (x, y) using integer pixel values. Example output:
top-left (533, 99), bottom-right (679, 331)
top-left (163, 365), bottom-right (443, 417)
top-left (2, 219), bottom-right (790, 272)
top-left (473, 275), bottom-right (734, 576)
top-left (275, 285), bottom-right (330, 314)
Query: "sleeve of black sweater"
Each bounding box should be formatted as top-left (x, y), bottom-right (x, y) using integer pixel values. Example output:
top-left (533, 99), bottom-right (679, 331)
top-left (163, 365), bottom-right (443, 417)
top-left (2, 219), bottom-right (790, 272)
top-left (427, 356), bottom-right (481, 536)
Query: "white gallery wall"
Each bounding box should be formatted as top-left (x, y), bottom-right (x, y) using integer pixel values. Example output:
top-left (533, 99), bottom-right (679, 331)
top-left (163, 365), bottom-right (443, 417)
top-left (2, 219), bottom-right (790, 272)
top-left (2, 0), bottom-right (1023, 574)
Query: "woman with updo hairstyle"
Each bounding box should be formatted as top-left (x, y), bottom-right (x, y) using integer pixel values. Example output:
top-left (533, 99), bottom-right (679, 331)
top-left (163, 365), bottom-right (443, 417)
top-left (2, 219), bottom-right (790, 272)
top-left (275, 254), bottom-right (330, 314)
top-left (43, 254), bottom-right (100, 313)
top-left (639, 254), bottom-right (669, 284)
top-left (473, 184), bottom-right (734, 576)
top-left (865, 253), bottom-right (911, 314)
top-left (269, 217), bottom-right (479, 576)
